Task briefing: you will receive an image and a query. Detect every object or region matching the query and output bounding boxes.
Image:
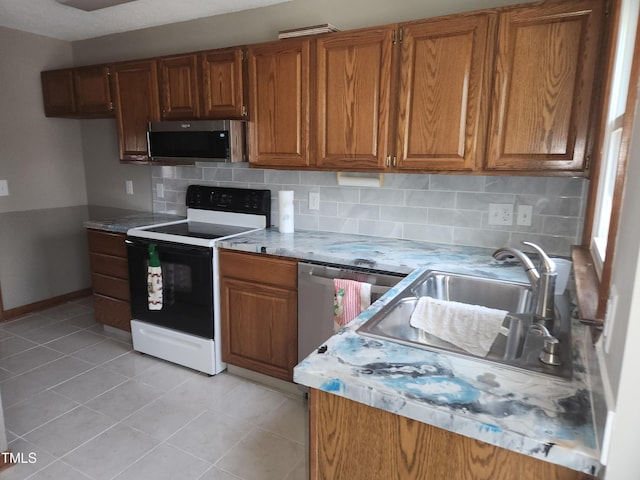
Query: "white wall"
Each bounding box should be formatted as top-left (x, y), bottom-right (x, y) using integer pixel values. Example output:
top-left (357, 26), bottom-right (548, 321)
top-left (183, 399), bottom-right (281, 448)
top-left (71, 0), bottom-right (538, 64)
top-left (80, 119), bottom-right (152, 211)
top-left (601, 73), bottom-right (640, 478)
top-left (0, 27), bottom-right (86, 213)
top-left (0, 27), bottom-right (92, 310)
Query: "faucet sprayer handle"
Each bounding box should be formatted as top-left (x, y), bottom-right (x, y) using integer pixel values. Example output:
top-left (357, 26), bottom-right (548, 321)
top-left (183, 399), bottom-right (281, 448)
top-left (522, 241), bottom-right (556, 274)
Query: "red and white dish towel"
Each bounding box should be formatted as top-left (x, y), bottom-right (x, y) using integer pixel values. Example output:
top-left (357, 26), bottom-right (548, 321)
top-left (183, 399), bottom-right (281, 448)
top-left (333, 279), bottom-right (372, 332)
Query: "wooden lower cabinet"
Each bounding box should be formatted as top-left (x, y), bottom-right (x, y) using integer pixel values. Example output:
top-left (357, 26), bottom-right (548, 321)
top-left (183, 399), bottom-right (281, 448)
top-left (87, 229), bottom-right (131, 331)
top-left (310, 389), bottom-right (594, 480)
top-left (219, 249), bottom-right (297, 381)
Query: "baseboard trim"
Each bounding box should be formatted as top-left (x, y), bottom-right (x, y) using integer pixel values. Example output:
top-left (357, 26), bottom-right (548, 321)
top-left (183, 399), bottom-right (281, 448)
top-left (226, 364), bottom-right (305, 397)
top-left (2, 288), bottom-right (93, 321)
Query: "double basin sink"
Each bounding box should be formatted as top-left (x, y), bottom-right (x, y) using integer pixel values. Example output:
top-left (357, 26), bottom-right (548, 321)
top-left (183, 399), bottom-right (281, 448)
top-left (357, 270), bottom-right (573, 379)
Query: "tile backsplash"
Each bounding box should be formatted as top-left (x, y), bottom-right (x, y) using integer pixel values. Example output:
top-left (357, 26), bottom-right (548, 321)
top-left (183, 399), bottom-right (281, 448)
top-left (151, 163), bottom-right (588, 256)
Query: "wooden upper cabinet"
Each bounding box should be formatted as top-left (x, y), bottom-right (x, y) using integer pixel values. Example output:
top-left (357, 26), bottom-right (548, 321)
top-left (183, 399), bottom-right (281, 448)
top-left (396, 14), bottom-right (495, 171)
top-left (73, 65), bottom-right (114, 116)
top-left (316, 27), bottom-right (394, 170)
top-left (111, 60), bottom-right (161, 163)
top-left (485, 0), bottom-right (604, 172)
top-left (247, 38), bottom-right (312, 168)
top-left (41, 69), bottom-right (76, 117)
top-left (200, 47), bottom-right (247, 119)
top-left (42, 66), bottom-right (113, 118)
top-left (158, 54), bottom-right (200, 120)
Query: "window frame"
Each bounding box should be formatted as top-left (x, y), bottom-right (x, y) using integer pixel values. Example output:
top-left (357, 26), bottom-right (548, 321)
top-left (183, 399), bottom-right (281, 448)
top-left (576, 0), bottom-right (640, 328)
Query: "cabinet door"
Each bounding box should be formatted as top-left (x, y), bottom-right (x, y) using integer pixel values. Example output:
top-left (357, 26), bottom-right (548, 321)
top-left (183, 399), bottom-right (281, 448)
top-left (311, 389), bottom-right (593, 480)
top-left (247, 39), bottom-right (312, 168)
top-left (200, 47), bottom-right (246, 119)
top-left (219, 249), bottom-right (298, 381)
top-left (485, 0), bottom-right (604, 172)
top-left (41, 69), bottom-right (76, 117)
top-left (220, 277), bottom-right (297, 381)
top-left (73, 65), bottom-right (114, 116)
top-left (158, 54), bottom-right (200, 119)
top-left (396, 14), bottom-right (494, 171)
top-left (111, 60), bottom-right (161, 163)
top-left (316, 27), bottom-right (394, 170)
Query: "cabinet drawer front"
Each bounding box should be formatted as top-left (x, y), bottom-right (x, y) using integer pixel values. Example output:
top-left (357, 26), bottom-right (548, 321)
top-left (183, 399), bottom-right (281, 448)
top-left (219, 249), bottom-right (297, 288)
top-left (90, 253), bottom-right (129, 279)
top-left (87, 229), bottom-right (127, 257)
top-left (92, 274), bottom-right (130, 301)
top-left (94, 294), bottom-right (131, 331)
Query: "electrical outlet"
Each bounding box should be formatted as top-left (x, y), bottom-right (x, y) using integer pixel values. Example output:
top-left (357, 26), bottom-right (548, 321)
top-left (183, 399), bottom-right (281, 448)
top-left (0, 179), bottom-right (8, 197)
top-left (309, 191), bottom-right (320, 210)
top-left (517, 205), bottom-right (533, 226)
top-left (156, 183), bottom-right (164, 199)
top-left (125, 180), bottom-right (134, 195)
top-left (488, 204), bottom-right (514, 225)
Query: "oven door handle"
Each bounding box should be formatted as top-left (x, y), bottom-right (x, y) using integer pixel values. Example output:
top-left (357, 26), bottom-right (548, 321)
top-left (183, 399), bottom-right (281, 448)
top-left (125, 238), bottom-right (212, 257)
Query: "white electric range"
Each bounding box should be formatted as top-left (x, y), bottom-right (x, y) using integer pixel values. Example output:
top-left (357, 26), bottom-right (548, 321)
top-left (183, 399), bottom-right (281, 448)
top-left (126, 185), bottom-right (271, 374)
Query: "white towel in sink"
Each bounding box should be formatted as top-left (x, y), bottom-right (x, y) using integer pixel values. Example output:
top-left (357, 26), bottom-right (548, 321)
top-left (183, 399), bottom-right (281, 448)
top-left (409, 297), bottom-right (507, 357)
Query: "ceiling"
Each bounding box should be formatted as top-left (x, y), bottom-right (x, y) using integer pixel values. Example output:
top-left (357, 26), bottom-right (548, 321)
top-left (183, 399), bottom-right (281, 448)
top-left (0, 0), bottom-right (293, 41)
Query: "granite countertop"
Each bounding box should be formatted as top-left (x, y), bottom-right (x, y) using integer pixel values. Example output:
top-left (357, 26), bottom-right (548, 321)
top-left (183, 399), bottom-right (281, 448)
top-left (219, 228), bottom-right (602, 475)
top-left (83, 206), bottom-right (185, 234)
top-left (216, 228), bottom-right (534, 282)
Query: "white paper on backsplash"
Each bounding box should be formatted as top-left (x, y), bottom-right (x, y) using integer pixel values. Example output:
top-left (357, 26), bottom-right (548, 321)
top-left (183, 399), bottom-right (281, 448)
top-left (151, 164), bottom-right (588, 257)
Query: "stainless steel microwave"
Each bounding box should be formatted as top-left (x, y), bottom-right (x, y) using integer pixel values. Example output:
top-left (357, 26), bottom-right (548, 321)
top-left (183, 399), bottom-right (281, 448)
top-left (147, 120), bottom-right (246, 163)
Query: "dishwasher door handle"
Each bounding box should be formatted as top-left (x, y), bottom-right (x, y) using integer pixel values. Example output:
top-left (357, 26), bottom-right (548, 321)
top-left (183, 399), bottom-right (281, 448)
top-left (301, 273), bottom-right (393, 296)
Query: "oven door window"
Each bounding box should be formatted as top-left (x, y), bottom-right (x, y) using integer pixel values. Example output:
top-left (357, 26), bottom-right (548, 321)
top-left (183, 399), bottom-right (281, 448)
top-left (127, 239), bottom-right (214, 339)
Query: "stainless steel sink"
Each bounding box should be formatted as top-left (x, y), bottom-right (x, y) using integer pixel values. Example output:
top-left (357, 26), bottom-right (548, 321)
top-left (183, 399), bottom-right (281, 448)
top-left (357, 270), bottom-right (572, 379)
top-left (411, 271), bottom-right (533, 313)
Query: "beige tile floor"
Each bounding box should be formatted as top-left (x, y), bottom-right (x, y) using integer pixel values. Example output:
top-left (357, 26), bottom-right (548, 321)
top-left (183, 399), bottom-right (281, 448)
top-left (0, 298), bottom-right (308, 480)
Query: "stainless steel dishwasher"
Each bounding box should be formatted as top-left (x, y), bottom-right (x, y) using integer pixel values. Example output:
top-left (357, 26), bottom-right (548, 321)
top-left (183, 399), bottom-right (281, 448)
top-left (297, 261), bottom-right (405, 362)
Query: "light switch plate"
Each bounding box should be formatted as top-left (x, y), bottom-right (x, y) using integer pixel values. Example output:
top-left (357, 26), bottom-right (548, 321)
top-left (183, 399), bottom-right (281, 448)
top-left (156, 183), bottom-right (164, 199)
top-left (309, 191), bottom-right (320, 210)
top-left (0, 179), bottom-right (8, 197)
top-left (125, 180), bottom-right (134, 195)
top-left (517, 205), bottom-right (533, 226)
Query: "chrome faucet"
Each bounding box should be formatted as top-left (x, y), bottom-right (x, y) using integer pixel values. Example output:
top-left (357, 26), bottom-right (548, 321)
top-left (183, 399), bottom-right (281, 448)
top-left (493, 241), bottom-right (557, 326)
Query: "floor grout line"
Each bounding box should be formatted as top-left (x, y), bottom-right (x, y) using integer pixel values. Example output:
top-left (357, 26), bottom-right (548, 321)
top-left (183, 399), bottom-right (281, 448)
top-left (1, 299), bottom-right (308, 480)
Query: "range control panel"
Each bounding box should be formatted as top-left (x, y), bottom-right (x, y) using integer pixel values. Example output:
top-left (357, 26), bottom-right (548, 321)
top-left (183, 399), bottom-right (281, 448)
top-left (186, 185), bottom-right (271, 225)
